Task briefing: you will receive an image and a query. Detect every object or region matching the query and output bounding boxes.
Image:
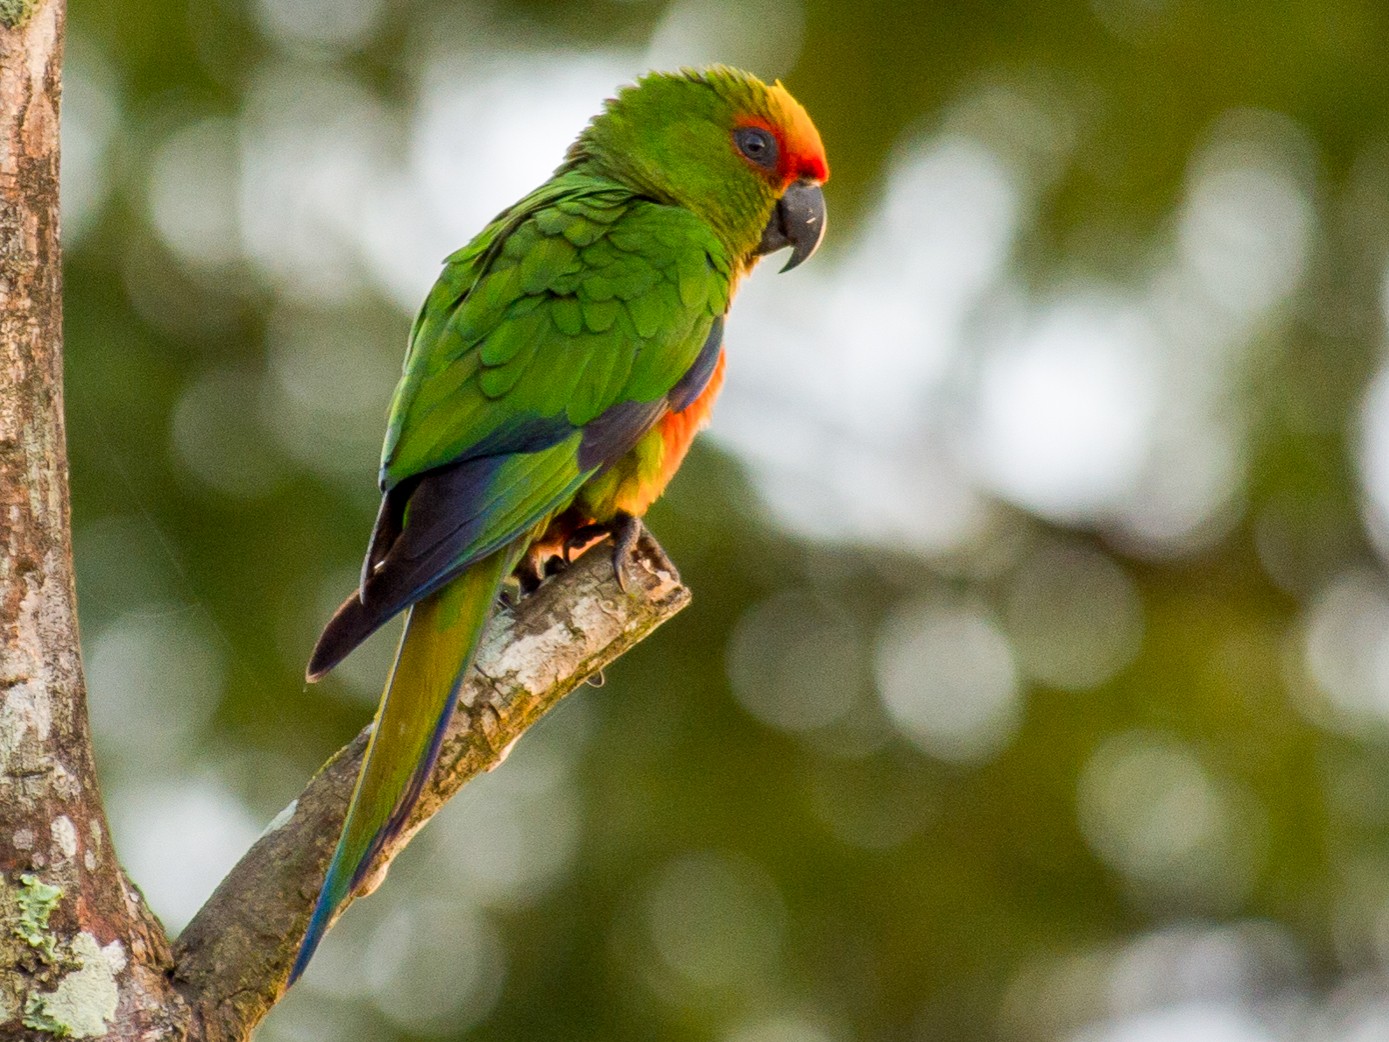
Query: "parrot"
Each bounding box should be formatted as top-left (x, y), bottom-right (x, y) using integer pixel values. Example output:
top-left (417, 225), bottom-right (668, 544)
top-left (289, 65), bottom-right (829, 982)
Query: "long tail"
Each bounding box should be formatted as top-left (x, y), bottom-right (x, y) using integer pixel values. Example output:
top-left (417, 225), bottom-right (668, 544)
top-left (290, 546), bottom-right (515, 983)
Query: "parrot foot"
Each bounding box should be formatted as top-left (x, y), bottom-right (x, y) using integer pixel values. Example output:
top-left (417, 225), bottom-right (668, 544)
top-left (512, 566), bottom-right (539, 598)
top-left (558, 512), bottom-right (645, 592)
top-left (562, 524), bottom-right (608, 563)
top-left (510, 553), bottom-right (567, 602)
top-left (609, 512), bottom-right (645, 593)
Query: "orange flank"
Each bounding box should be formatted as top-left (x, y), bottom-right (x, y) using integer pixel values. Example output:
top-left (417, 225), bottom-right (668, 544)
top-left (524, 348), bottom-right (728, 576)
top-left (619, 348), bottom-right (727, 517)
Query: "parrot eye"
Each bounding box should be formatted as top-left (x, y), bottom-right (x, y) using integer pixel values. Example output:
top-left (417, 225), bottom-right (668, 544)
top-left (734, 126), bottom-right (779, 171)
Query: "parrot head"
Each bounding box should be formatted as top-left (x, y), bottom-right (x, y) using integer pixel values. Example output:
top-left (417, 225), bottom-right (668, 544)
top-left (564, 65), bottom-right (829, 272)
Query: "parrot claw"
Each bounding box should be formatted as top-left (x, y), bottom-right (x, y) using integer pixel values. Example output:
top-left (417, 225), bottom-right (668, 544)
top-left (556, 514), bottom-right (645, 591)
top-left (510, 553), bottom-right (566, 602)
top-left (512, 558), bottom-right (544, 597)
top-left (610, 512), bottom-right (644, 593)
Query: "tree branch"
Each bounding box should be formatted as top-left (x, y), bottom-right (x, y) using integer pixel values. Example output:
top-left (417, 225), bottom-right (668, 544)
top-left (172, 537), bottom-right (689, 1041)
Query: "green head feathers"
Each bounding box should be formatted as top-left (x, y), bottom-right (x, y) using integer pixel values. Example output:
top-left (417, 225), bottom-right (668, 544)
top-left (564, 66), bottom-right (829, 262)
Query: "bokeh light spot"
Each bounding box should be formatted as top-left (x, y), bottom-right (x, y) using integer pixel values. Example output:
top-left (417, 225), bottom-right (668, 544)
top-left (874, 598), bottom-right (1021, 764)
top-left (644, 851), bottom-right (787, 992)
top-left (60, 35), bottom-right (121, 245)
top-left (86, 608), bottom-right (225, 766)
top-left (171, 368), bottom-right (288, 499)
top-left (1300, 569), bottom-right (1389, 735)
top-left (727, 589), bottom-right (867, 732)
top-left (1069, 1004), bottom-right (1277, 1042)
top-left (425, 731), bottom-right (583, 908)
top-left (252, 0), bottom-right (385, 52)
top-left (645, 0), bottom-right (804, 80)
top-left (725, 1017), bottom-right (839, 1042)
top-left (1077, 732), bottom-right (1261, 908)
top-left (147, 118), bottom-right (241, 274)
top-left (1005, 539), bottom-right (1144, 690)
top-left (972, 294), bottom-right (1159, 522)
top-left (364, 898), bottom-right (506, 1035)
top-left (106, 774), bottom-right (261, 931)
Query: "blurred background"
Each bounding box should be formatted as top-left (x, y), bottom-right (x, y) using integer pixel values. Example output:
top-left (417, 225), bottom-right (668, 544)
top-left (59, 0), bottom-right (1389, 1039)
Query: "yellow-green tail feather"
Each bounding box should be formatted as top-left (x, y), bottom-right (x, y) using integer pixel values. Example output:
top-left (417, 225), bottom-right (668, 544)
top-left (291, 545), bottom-right (517, 982)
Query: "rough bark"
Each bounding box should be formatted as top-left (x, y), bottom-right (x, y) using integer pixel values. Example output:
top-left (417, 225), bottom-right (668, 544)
top-left (0, 2), bottom-right (185, 1037)
top-left (0, 4), bottom-right (692, 1038)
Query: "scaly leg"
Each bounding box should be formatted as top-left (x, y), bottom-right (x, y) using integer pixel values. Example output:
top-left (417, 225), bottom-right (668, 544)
top-left (562, 511), bottom-right (645, 592)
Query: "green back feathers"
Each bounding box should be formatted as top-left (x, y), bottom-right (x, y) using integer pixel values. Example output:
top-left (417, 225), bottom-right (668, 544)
top-left (380, 173), bottom-right (728, 492)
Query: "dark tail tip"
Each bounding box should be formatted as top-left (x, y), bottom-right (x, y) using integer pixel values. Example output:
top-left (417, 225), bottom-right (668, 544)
top-left (289, 888), bottom-right (334, 985)
top-left (306, 593), bottom-right (377, 682)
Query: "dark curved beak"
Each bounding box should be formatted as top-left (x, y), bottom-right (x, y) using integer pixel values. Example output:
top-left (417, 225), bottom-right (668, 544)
top-left (756, 179), bottom-right (827, 272)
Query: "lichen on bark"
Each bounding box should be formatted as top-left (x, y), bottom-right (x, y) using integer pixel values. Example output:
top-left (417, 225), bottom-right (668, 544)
top-left (23, 931), bottom-right (125, 1038)
top-left (13, 873), bottom-right (61, 962)
top-left (1, 871), bottom-right (125, 1039)
top-left (0, 0), bottom-right (38, 29)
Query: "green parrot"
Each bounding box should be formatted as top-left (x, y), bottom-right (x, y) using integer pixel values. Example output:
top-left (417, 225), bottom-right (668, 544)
top-left (290, 65), bottom-right (829, 981)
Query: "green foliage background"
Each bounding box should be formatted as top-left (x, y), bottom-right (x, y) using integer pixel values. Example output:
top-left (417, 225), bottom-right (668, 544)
top-left (60, 1), bottom-right (1389, 1040)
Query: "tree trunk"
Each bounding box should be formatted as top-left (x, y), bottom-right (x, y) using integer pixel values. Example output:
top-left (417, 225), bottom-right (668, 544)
top-left (0, 1), bottom-right (187, 1036)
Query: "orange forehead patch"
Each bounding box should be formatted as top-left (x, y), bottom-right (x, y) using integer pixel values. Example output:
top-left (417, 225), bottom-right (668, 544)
top-left (764, 81), bottom-right (829, 184)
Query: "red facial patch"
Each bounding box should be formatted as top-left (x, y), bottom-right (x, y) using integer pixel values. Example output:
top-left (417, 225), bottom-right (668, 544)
top-left (765, 82), bottom-right (829, 185)
top-left (734, 83), bottom-right (828, 188)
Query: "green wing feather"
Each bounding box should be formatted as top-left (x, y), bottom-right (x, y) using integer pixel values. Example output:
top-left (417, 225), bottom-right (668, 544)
top-left (381, 172), bottom-right (729, 497)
